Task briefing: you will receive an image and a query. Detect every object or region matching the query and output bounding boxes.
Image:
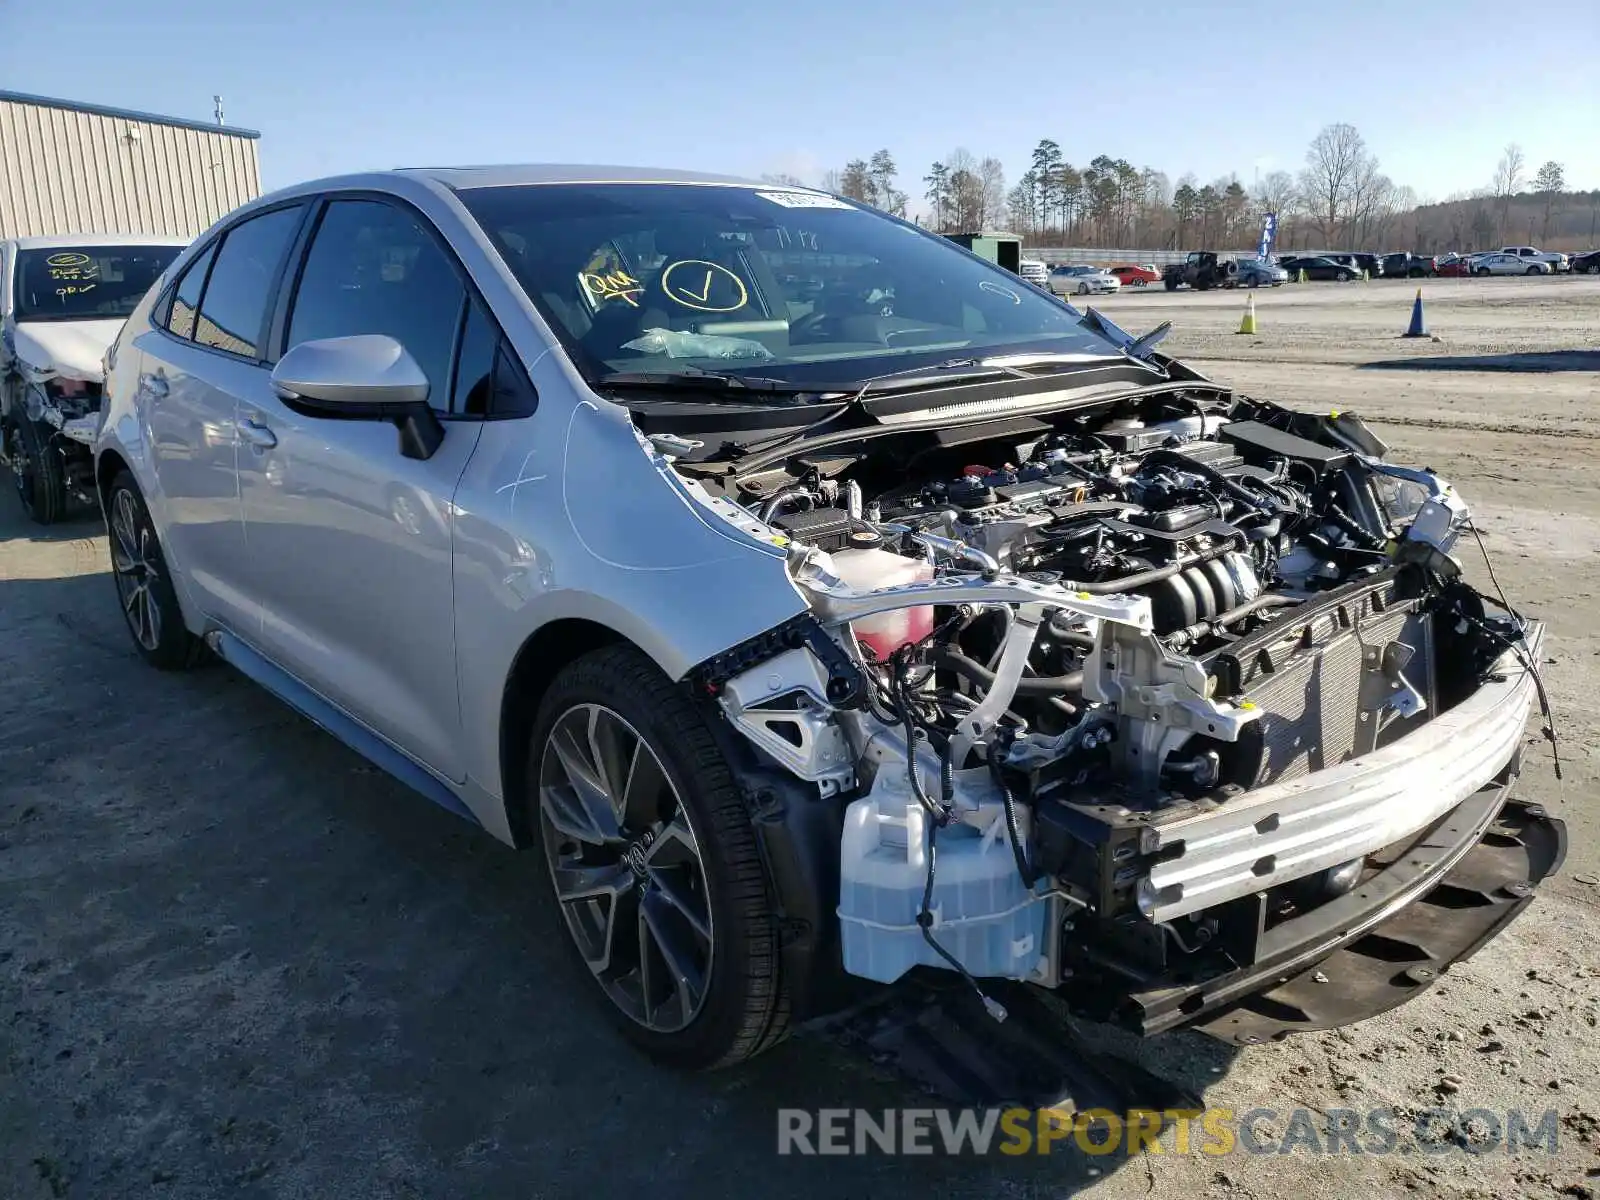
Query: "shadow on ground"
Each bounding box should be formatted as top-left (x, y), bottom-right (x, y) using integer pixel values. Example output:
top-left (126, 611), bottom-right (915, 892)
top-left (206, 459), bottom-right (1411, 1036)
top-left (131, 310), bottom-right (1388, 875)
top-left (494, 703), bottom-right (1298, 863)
top-left (1360, 350), bottom-right (1600, 373)
top-left (0, 486), bottom-right (1238, 1199)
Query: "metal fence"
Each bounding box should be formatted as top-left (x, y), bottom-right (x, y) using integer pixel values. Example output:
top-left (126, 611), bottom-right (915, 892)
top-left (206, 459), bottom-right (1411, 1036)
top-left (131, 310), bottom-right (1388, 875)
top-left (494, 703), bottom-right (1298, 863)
top-left (1019, 247), bottom-right (1259, 267)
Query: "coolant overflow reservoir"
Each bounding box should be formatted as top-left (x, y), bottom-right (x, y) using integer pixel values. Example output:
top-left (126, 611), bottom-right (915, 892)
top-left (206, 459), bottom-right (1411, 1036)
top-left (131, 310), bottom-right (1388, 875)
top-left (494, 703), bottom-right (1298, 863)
top-left (824, 547), bottom-right (934, 660)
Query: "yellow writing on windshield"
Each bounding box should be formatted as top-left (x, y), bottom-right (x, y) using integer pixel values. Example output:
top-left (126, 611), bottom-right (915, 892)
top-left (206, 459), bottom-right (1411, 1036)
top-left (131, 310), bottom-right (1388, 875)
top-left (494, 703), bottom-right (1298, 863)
top-left (660, 260), bottom-right (748, 313)
top-left (581, 269), bottom-right (643, 308)
top-left (56, 283), bottom-right (97, 297)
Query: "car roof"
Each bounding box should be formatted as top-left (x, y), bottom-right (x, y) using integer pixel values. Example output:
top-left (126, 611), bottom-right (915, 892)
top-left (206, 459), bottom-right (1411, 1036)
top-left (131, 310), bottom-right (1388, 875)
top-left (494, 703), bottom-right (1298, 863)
top-left (5, 233), bottom-right (191, 250)
top-left (394, 163), bottom-right (768, 190)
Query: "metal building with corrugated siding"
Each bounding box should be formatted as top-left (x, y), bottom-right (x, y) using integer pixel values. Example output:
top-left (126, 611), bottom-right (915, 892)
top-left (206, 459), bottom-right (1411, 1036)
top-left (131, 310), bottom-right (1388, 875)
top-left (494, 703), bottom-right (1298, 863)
top-left (0, 90), bottom-right (262, 240)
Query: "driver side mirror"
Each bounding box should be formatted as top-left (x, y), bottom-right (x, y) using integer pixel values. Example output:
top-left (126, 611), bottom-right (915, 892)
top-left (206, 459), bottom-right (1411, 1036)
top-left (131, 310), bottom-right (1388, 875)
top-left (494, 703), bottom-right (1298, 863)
top-left (270, 334), bottom-right (445, 461)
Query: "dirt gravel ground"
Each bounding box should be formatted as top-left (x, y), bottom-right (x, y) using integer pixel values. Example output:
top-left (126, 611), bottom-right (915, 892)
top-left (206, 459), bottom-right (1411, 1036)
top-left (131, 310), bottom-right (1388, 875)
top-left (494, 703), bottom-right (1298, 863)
top-left (2, 276), bottom-right (1599, 1199)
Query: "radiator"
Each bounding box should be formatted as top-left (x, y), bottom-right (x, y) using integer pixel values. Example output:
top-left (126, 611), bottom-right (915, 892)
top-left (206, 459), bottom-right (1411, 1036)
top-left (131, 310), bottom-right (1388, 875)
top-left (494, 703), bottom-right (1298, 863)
top-left (1213, 575), bottom-right (1437, 787)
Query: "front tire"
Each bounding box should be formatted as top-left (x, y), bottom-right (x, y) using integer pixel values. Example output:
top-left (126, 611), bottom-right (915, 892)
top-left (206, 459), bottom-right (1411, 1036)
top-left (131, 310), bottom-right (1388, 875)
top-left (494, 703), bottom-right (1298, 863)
top-left (6, 415), bottom-right (68, 525)
top-left (105, 472), bottom-right (205, 670)
top-left (1076, 283), bottom-right (1089, 295)
top-left (527, 644), bottom-right (789, 1070)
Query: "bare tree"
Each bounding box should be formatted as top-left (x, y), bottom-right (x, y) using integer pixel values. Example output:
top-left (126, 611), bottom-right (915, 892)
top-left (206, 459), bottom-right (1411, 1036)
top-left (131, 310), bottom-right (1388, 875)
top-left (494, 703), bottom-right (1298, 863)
top-left (1256, 170), bottom-right (1299, 215)
top-left (1492, 144), bottom-right (1526, 197)
top-left (1299, 124), bottom-right (1367, 243)
top-left (1347, 154), bottom-right (1395, 246)
top-left (948, 170), bottom-right (986, 231)
top-left (978, 157), bottom-right (1007, 229)
top-left (1492, 143), bottom-right (1525, 240)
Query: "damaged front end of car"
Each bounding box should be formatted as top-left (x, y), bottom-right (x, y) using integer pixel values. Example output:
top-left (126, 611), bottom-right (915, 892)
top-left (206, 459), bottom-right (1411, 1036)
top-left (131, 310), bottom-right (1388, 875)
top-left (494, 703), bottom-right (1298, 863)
top-left (683, 392), bottom-right (1565, 1041)
top-left (0, 323), bottom-right (111, 516)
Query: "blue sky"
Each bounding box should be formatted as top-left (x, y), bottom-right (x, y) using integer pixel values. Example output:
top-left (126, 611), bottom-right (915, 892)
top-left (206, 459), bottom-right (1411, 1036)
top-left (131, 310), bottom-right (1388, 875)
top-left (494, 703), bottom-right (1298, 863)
top-left (4, 0), bottom-right (1597, 210)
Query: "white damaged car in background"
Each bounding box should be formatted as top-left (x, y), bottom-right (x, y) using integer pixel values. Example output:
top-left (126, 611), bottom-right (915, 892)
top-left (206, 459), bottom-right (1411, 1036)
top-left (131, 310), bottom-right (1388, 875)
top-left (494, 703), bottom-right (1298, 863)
top-left (1, 235), bottom-right (186, 523)
top-left (91, 168), bottom-right (1565, 1080)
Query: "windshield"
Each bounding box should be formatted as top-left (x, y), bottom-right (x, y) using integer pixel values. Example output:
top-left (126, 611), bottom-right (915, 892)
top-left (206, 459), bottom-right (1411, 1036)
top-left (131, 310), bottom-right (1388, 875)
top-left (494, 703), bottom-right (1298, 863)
top-left (13, 245), bottom-right (183, 323)
top-left (456, 183), bottom-right (1128, 389)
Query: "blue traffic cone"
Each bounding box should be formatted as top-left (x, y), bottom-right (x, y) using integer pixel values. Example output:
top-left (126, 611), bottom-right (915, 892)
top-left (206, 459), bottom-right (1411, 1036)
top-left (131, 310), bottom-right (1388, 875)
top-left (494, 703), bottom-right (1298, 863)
top-left (1402, 288), bottom-right (1428, 338)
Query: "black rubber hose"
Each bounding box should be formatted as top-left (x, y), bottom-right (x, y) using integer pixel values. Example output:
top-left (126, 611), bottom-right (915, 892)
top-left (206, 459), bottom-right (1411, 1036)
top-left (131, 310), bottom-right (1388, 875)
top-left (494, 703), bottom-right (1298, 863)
top-left (759, 488), bottom-right (815, 523)
top-left (1044, 620), bottom-right (1096, 648)
top-left (929, 645), bottom-right (1083, 695)
top-left (1062, 539), bottom-right (1243, 595)
top-left (1145, 448), bottom-right (1276, 516)
top-left (990, 753), bottom-right (1038, 887)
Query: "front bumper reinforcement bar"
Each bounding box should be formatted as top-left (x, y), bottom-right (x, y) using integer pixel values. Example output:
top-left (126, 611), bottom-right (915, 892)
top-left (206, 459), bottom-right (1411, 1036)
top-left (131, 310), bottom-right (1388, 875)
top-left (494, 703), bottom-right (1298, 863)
top-left (1137, 623), bottom-right (1546, 922)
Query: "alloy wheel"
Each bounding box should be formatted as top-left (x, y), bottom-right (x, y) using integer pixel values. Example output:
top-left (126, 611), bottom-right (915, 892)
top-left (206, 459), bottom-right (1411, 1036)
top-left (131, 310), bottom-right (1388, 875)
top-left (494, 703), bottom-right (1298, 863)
top-left (109, 489), bottom-right (162, 651)
top-left (538, 703), bottom-right (714, 1033)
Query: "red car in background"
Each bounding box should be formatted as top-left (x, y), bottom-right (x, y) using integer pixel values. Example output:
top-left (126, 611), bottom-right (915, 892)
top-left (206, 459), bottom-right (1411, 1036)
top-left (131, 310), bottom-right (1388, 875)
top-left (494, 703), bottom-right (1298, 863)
top-left (1110, 264), bottom-right (1161, 287)
top-left (1435, 254), bottom-right (1474, 277)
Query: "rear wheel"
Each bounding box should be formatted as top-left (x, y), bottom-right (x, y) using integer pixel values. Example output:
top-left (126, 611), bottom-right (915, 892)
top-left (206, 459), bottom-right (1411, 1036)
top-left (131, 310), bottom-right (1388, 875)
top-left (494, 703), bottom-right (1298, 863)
top-left (528, 644), bottom-right (789, 1070)
top-left (6, 415), bottom-right (68, 525)
top-left (105, 472), bottom-right (205, 670)
top-left (1337, 270), bottom-right (1352, 282)
top-left (1164, 278), bottom-right (1178, 291)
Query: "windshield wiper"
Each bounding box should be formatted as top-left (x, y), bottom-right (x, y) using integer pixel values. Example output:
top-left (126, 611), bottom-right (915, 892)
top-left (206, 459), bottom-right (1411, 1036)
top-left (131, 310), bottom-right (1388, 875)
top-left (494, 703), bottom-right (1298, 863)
top-left (596, 369), bottom-right (823, 393)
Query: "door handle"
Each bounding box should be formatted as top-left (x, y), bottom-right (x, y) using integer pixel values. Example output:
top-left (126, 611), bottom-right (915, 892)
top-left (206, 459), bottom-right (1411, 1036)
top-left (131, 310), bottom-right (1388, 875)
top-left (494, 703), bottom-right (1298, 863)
top-left (237, 418), bottom-right (278, 449)
top-left (140, 372), bottom-right (169, 398)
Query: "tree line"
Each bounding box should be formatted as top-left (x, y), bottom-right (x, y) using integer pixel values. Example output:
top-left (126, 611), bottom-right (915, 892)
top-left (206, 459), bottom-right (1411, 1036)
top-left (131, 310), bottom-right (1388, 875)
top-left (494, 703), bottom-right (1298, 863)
top-left (777, 125), bottom-right (1591, 253)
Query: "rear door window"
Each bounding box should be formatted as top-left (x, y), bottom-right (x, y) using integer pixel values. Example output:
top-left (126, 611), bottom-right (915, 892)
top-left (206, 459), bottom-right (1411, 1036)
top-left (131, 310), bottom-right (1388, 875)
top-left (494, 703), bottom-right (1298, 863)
top-left (194, 206), bottom-right (305, 358)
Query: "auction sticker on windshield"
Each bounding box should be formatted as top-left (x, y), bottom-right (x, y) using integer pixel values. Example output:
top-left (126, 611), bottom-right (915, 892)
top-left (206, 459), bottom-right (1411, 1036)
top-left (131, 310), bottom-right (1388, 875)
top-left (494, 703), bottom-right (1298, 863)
top-left (756, 191), bottom-right (855, 210)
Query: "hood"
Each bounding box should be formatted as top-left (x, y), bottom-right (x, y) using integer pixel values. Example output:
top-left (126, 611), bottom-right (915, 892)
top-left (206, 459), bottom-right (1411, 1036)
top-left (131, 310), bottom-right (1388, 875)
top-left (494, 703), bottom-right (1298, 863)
top-left (12, 319), bottom-right (126, 384)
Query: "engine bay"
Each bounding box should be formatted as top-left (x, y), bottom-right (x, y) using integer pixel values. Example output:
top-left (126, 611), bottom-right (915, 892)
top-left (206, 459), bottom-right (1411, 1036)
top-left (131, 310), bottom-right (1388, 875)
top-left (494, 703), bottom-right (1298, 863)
top-left (670, 385), bottom-right (1540, 1010)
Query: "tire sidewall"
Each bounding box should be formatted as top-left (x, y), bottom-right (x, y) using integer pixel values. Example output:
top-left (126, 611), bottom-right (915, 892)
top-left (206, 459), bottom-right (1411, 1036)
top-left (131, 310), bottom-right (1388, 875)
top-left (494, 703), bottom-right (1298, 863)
top-left (524, 650), bottom-right (774, 1069)
top-left (9, 415), bottom-right (67, 523)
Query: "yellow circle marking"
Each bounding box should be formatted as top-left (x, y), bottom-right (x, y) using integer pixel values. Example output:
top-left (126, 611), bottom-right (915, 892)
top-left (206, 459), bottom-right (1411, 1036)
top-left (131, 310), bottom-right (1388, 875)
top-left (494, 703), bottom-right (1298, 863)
top-left (46, 251), bottom-right (92, 268)
top-left (660, 259), bottom-right (748, 313)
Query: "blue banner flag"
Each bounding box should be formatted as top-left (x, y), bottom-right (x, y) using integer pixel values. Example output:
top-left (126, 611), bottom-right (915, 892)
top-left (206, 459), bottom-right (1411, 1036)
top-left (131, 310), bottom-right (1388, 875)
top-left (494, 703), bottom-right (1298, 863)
top-left (1257, 212), bottom-right (1278, 260)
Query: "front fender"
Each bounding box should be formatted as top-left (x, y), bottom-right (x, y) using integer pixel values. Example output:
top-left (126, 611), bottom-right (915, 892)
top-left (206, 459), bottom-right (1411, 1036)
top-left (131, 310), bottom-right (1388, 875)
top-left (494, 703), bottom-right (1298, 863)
top-left (451, 368), bottom-right (809, 801)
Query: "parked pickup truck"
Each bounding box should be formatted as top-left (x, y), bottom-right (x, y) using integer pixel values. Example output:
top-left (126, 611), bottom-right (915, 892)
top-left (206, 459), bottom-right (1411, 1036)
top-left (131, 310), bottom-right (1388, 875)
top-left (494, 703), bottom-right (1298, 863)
top-left (1497, 245), bottom-right (1569, 273)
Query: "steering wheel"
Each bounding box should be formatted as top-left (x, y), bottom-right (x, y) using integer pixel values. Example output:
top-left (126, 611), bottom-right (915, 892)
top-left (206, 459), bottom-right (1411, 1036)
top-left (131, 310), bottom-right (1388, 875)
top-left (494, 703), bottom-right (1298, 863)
top-left (789, 309), bottom-right (836, 343)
